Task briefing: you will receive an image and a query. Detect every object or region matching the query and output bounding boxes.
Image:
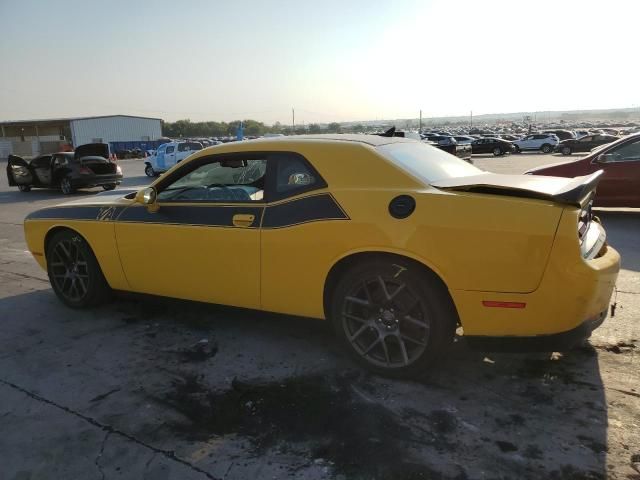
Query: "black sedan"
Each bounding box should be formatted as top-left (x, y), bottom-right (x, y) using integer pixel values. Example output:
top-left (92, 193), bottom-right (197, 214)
top-left (554, 134), bottom-right (618, 155)
top-left (471, 137), bottom-right (515, 156)
top-left (6, 143), bottom-right (123, 194)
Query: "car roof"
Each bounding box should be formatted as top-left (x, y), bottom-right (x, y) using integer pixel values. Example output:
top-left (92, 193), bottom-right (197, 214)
top-left (250, 134), bottom-right (418, 146)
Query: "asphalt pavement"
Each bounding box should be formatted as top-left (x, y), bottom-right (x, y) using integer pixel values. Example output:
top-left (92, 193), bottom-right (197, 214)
top-left (0, 153), bottom-right (638, 480)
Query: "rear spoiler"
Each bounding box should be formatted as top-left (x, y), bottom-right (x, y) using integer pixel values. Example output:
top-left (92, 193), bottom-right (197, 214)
top-left (432, 170), bottom-right (604, 208)
top-left (550, 170), bottom-right (603, 207)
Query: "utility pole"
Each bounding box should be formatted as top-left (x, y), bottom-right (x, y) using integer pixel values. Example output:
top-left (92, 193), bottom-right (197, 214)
top-left (292, 108), bottom-right (295, 131)
top-left (470, 110), bottom-right (473, 129)
top-left (419, 110), bottom-right (422, 132)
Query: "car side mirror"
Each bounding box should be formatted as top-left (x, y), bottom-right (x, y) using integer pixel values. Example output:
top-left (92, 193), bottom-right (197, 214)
top-left (595, 153), bottom-right (613, 163)
top-left (135, 187), bottom-right (159, 212)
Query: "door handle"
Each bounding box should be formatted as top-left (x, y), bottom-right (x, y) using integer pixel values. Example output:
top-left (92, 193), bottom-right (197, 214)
top-left (232, 214), bottom-right (255, 227)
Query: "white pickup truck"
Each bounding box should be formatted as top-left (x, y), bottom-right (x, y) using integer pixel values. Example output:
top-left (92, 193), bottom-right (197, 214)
top-left (144, 141), bottom-right (203, 177)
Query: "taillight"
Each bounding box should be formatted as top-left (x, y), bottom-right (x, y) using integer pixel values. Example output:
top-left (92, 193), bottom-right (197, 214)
top-left (578, 199), bottom-right (593, 245)
top-left (79, 166), bottom-right (92, 175)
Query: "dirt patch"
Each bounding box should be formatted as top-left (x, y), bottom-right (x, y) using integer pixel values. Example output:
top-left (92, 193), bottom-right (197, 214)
top-left (149, 373), bottom-right (461, 479)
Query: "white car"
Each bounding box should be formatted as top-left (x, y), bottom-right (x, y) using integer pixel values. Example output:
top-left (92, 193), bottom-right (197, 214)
top-left (144, 141), bottom-right (203, 177)
top-left (513, 133), bottom-right (559, 154)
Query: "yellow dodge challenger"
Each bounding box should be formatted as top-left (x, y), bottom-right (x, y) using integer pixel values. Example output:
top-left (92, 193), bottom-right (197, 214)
top-left (23, 135), bottom-right (620, 376)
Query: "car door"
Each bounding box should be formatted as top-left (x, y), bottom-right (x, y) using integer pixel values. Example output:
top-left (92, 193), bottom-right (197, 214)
top-left (592, 137), bottom-right (640, 207)
top-left (114, 153), bottom-right (267, 308)
top-left (519, 135), bottom-right (533, 149)
top-left (6, 155), bottom-right (34, 186)
top-left (31, 155), bottom-right (53, 185)
top-left (575, 135), bottom-right (594, 152)
top-left (155, 144), bottom-right (167, 170)
top-left (164, 145), bottom-right (177, 168)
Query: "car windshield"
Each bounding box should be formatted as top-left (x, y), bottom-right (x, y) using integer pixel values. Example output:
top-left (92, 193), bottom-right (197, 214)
top-left (377, 142), bottom-right (482, 184)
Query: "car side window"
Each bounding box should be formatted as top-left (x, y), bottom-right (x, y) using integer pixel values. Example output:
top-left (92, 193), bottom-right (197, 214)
top-left (602, 139), bottom-right (640, 163)
top-left (275, 156), bottom-right (317, 193)
top-left (166, 146), bottom-right (175, 154)
top-left (580, 136), bottom-right (592, 142)
top-left (157, 158), bottom-right (267, 202)
top-left (53, 155), bottom-right (68, 167)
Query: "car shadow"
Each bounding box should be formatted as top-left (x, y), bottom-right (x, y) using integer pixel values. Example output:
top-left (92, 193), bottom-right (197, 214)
top-left (0, 288), bottom-right (608, 479)
top-left (0, 188), bottom-right (99, 205)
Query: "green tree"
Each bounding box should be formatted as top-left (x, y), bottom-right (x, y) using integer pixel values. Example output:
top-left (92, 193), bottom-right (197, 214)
top-left (308, 123), bottom-right (322, 134)
top-left (327, 122), bottom-right (342, 133)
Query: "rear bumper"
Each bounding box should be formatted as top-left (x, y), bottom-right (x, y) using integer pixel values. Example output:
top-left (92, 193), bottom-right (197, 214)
top-left (465, 309), bottom-right (608, 352)
top-left (71, 173), bottom-right (123, 188)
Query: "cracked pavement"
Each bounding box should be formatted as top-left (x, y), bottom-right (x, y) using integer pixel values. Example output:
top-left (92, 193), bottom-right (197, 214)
top-left (0, 156), bottom-right (638, 480)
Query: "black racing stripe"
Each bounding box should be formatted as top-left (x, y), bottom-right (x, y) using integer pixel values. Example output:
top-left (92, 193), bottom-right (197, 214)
top-left (117, 204), bottom-right (264, 228)
top-left (262, 193), bottom-right (348, 229)
top-left (26, 206), bottom-right (120, 221)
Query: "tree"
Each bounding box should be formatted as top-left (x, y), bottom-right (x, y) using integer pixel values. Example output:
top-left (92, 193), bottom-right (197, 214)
top-left (308, 123), bottom-right (322, 134)
top-left (327, 122), bottom-right (342, 133)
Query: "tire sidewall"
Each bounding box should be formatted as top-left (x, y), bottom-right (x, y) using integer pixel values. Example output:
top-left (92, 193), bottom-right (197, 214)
top-left (329, 258), bottom-right (456, 378)
top-left (562, 146), bottom-right (571, 155)
top-left (60, 177), bottom-right (73, 194)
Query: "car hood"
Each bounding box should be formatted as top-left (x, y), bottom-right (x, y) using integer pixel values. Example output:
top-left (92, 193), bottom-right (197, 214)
top-left (75, 143), bottom-right (110, 159)
top-left (431, 171), bottom-right (603, 207)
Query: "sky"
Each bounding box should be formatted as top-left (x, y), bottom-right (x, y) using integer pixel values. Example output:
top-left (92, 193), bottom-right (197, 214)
top-left (1, 0), bottom-right (638, 125)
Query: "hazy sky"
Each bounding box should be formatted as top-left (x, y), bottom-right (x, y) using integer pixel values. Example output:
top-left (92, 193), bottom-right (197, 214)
top-left (1, 0), bottom-right (638, 124)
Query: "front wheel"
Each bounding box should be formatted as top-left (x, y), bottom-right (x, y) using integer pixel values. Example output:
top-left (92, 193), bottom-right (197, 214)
top-left (102, 184), bottom-right (116, 191)
top-left (514, 145), bottom-right (521, 153)
top-left (330, 258), bottom-right (457, 378)
top-left (561, 146), bottom-right (572, 155)
top-left (541, 144), bottom-right (552, 154)
top-left (144, 165), bottom-right (156, 177)
top-left (46, 230), bottom-right (111, 308)
top-left (492, 147), bottom-right (503, 156)
top-left (60, 177), bottom-right (75, 195)
top-left (18, 185), bottom-right (31, 192)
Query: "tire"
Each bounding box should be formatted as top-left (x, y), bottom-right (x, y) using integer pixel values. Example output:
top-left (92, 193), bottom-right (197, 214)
top-left (102, 184), bottom-right (116, 191)
top-left (492, 147), bottom-right (503, 156)
top-left (46, 230), bottom-right (111, 308)
top-left (18, 185), bottom-right (31, 192)
top-left (541, 144), bottom-right (552, 154)
top-left (514, 145), bottom-right (521, 153)
top-left (60, 177), bottom-right (75, 195)
top-left (144, 164), bottom-right (155, 177)
top-left (329, 258), bottom-right (457, 378)
top-left (562, 146), bottom-right (572, 156)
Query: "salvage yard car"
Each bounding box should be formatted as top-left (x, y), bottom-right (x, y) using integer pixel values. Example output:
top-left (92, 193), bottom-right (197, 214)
top-left (23, 135), bottom-right (620, 377)
top-left (144, 141), bottom-right (203, 177)
top-left (7, 143), bottom-right (123, 194)
top-left (554, 134), bottom-right (618, 155)
top-left (527, 133), bottom-right (640, 207)
top-left (470, 137), bottom-right (515, 156)
top-left (513, 133), bottom-right (559, 153)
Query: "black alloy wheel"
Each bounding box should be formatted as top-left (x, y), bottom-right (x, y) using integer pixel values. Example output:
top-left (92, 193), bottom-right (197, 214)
top-left (331, 259), bottom-right (457, 377)
top-left (60, 177), bottom-right (75, 195)
top-left (492, 147), bottom-right (503, 156)
top-left (18, 185), bottom-right (31, 192)
top-left (562, 146), bottom-right (572, 155)
top-left (47, 230), bottom-right (110, 308)
top-left (541, 144), bottom-right (552, 154)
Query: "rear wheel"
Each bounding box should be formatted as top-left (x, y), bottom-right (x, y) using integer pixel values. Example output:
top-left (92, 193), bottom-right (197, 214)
top-left (46, 230), bottom-right (110, 308)
top-left (562, 146), bottom-right (572, 155)
top-left (102, 184), bottom-right (116, 191)
top-left (18, 185), bottom-right (31, 192)
top-left (144, 164), bottom-right (156, 177)
top-left (60, 177), bottom-right (75, 195)
top-left (541, 144), bottom-right (552, 154)
top-left (492, 147), bottom-right (503, 156)
top-left (330, 258), bottom-right (457, 378)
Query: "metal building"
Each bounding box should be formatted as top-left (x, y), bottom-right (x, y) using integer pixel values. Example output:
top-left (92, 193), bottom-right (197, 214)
top-left (0, 115), bottom-right (162, 159)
